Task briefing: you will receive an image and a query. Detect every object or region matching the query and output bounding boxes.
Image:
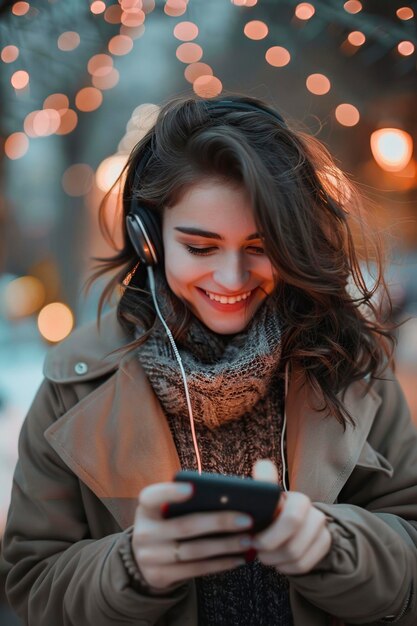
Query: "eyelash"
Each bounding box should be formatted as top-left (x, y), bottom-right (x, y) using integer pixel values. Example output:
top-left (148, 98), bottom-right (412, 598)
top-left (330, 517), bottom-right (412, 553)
top-left (184, 245), bottom-right (265, 256)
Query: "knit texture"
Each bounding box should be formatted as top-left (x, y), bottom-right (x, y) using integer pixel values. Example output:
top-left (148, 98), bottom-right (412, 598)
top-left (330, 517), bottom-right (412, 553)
top-left (135, 268), bottom-right (293, 625)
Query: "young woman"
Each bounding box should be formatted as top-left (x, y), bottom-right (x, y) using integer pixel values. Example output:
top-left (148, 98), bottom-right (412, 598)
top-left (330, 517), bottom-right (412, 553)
top-left (2, 94), bottom-right (417, 626)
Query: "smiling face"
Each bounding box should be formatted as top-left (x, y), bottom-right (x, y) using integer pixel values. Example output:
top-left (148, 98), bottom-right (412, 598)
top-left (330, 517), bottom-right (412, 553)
top-left (162, 178), bottom-right (276, 335)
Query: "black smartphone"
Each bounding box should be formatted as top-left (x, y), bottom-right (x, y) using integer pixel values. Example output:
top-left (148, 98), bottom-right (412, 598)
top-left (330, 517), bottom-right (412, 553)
top-left (162, 470), bottom-right (282, 536)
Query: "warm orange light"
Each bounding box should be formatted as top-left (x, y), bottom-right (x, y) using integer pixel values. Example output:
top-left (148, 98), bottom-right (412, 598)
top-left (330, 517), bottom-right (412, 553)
top-left (23, 111), bottom-right (38, 137)
top-left (38, 303), bottom-right (74, 343)
top-left (57, 31), bottom-right (81, 51)
top-left (75, 87), bottom-right (103, 112)
top-left (12, 1), bottom-right (29, 16)
top-left (96, 154), bottom-right (128, 192)
top-left (344, 0), bottom-right (362, 13)
top-left (398, 40), bottom-right (415, 56)
top-left (176, 42), bottom-right (203, 63)
top-left (33, 109), bottom-right (61, 136)
top-left (318, 166), bottom-right (352, 206)
top-left (108, 34), bottom-right (133, 55)
top-left (121, 0), bottom-right (142, 9)
top-left (265, 46), bottom-right (291, 67)
top-left (56, 109), bottom-right (78, 135)
top-left (164, 0), bottom-right (187, 17)
top-left (104, 4), bottom-right (122, 23)
top-left (129, 103), bottom-right (160, 134)
top-left (11, 70), bottom-right (29, 89)
top-left (1, 45), bottom-right (19, 63)
top-left (120, 24), bottom-right (145, 39)
top-left (4, 132), bottom-right (29, 159)
top-left (62, 164), bottom-right (94, 196)
top-left (184, 61), bottom-right (213, 83)
top-left (370, 128), bottom-right (413, 172)
top-left (193, 75), bottom-right (222, 98)
top-left (397, 6), bottom-right (414, 20)
top-left (335, 103), bottom-right (360, 126)
top-left (244, 20), bottom-right (268, 40)
top-left (43, 93), bottom-right (69, 114)
top-left (306, 73), bottom-right (331, 95)
top-left (90, 0), bottom-right (106, 14)
top-left (92, 68), bottom-right (120, 90)
top-left (347, 31), bottom-right (365, 46)
top-left (295, 3), bottom-right (315, 20)
top-left (88, 54), bottom-right (113, 76)
top-left (142, 0), bottom-right (155, 13)
top-left (121, 8), bottom-right (145, 26)
top-left (5, 276), bottom-right (45, 319)
top-left (174, 21), bottom-right (199, 41)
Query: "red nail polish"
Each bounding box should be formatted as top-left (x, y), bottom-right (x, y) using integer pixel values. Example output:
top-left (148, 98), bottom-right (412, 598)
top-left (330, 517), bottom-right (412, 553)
top-left (160, 502), bottom-right (170, 517)
top-left (245, 548), bottom-right (257, 563)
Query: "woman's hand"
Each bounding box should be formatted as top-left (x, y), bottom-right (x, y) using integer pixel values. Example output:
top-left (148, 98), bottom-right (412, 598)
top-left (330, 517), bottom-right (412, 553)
top-left (132, 482), bottom-right (252, 592)
top-left (251, 460), bottom-right (332, 575)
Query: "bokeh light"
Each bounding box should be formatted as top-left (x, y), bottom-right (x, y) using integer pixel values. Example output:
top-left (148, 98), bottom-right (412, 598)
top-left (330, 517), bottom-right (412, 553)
top-left (398, 41), bottom-right (415, 56)
top-left (92, 68), bottom-right (120, 89)
top-left (75, 87), bottom-right (103, 112)
top-left (348, 31), bottom-right (366, 46)
top-left (90, 0), bottom-right (106, 14)
top-left (4, 276), bottom-right (46, 320)
top-left (96, 154), bottom-right (128, 192)
top-left (184, 61), bottom-right (213, 83)
top-left (176, 42), bottom-right (203, 63)
top-left (104, 4), bottom-right (122, 23)
top-left (62, 164), bottom-right (94, 196)
top-left (56, 109), bottom-right (78, 135)
top-left (38, 303), bottom-right (74, 343)
top-left (121, 9), bottom-right (145, 26)
top-left (4, 132), bottom-right (29, 159)
top-left (1, 45), bottom-right (19, 63)
top-left (33, 109), bottom-right (61, 136)
top-left (88, 53), bottom-right (113, 76)
top-left (164, 0), bottom-right (188, 17)
top-left (11, 70), bottom-right (29, 89)
top-left (244, 20), bottom-right (268, 40)
top-left (295, 3), bottom-right (315, 20)
top-left (57, 31), bottom-right (81, 51)
top-left (12, 1), bottom-right (30, 16)
top-left (265, 46), bottom-right (291, 67)
top-left (344, 0), bottom-right (362, 13)
top-left (108, 34), bottom-right (133, 55)
top-left (397, 7), bottom-right (414, 20)
top-left (193, 75), bottom-right (222, 98)
top-left (335, 103), bottom-right (360, 126)
top-left (120, 24), bottom-right (145, 39)
top-left (43, 93), bottom-right (69, 114)
top-left (306, 73), bottom-right (331, 95)
top-left (173, 21), bottom-right (199, 41)
top-left (370, 128), bottom-right (413, 172)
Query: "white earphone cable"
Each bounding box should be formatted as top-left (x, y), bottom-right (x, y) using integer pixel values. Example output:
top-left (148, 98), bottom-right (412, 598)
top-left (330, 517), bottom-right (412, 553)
top-left (147, 265), bottom-right (203, 474)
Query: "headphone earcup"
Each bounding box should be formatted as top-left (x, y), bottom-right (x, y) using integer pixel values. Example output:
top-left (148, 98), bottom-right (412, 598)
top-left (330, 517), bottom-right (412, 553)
top-left (126, 204), bottom-right (163, 266)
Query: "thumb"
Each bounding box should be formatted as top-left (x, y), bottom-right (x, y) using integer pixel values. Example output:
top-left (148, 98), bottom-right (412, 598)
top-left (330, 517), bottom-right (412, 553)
top-left (252, 459), bottom-right (279, 484)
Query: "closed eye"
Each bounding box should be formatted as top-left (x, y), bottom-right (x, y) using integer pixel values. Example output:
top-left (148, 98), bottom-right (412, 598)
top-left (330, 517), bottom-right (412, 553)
top-left (184, 245), bottom-right (265, 256)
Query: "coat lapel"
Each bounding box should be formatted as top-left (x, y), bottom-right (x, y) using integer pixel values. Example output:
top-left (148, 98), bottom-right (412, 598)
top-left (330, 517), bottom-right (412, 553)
top-left (44, 351), bottom-right (182, 529)
top-left (286, 362), bottom-right (382, 502)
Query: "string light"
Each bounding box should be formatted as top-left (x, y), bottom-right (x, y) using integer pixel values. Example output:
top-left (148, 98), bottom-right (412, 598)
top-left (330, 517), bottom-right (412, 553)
top-left (176, 42), bottom-right (203, 63)
top-left (265, 46), bottom-right (291, 67)
top-left (370, 128), bottom-right (413, 172)
top-left (335, 103), bottom-right (360, 126)
top-left (398, 41), bottom-right (415, 56)
top-left (184, 62), bottom-right (213, 83)
top-left (90, 1), bottom-right (106, 14)
top-left (75, 87), bottom-right (103, 112)
top-left (344, 0), bottom-right (362, 14)
top-left (12, 1), bottom-right (30, 16)
top-left (4, 132), bottom-right (29, 159)
top-left (193, 75), bottom-right (222, 98)
top-left (397, 7), bottom-right (414, 20)
top-left (108, 35), bottom-right (133, 55)
top-left (295, 3), bottom-right (315, 20)
top-left (37, 303), bottom-right (74, 343)
top-left (164, 0), bottom-right (188, 17)
top-left (173, 21), bottom-right (199, 41)
top-left (348, 31), bottom-right (366, 46)
top-left (1, 45), bottom-right (19, 63)
top-left (306, 73), bottom-right (331, 95)
top-left (11, 69), bottom-right (29, 89)
top-left (244, 20), bottom-right (268, 40)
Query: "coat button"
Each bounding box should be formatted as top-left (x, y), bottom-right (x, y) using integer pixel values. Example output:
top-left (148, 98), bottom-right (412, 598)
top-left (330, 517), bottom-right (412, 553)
top-left (74, 362), bottom-right (88, 375)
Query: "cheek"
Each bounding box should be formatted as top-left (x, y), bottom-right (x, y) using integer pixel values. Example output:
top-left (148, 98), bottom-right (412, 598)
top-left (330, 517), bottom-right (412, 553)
top-left (164, 246), bottom-right (200, 289)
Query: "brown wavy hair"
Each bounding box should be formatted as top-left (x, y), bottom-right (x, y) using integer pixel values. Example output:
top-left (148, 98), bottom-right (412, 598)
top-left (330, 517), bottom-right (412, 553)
top-left (84, 92), bottom-right (401, 429)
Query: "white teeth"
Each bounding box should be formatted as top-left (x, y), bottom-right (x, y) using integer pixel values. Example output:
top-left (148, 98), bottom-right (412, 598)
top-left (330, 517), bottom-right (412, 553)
top-left (204, 290), bottom-right (252, 304)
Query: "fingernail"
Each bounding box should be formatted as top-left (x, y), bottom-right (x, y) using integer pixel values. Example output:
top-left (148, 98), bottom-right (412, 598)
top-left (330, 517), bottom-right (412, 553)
top-left (177, 483), bottom-right (193, 495)
top-left (235, 515), bottom-right (253, 528)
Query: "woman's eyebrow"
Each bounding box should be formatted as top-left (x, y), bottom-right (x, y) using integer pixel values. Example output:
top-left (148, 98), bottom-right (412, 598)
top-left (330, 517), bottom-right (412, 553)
top-left (174, 226), bottom-right (260, 241)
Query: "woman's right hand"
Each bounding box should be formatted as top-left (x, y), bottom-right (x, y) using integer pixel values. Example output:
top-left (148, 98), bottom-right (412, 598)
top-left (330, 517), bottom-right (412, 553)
top-left (132, 481), bottom-right (254, 592)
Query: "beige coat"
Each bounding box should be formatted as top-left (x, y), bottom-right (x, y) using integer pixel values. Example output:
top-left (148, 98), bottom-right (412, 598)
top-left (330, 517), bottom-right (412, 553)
top-left (2, 308), bottom-right (417, 625)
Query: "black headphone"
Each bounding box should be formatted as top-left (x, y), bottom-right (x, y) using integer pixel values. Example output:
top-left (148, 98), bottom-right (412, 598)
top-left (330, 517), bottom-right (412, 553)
top-left (125, 98), bottom-right (287, 268)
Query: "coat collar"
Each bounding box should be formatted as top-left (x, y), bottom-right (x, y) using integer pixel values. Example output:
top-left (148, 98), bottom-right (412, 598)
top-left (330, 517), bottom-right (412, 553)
top-left (44, 307), bottom-right (384, 530)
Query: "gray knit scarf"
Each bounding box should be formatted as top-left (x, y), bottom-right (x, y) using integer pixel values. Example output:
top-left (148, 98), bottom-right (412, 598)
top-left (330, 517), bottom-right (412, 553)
top-left (135, 268), bottom-right (284, 430)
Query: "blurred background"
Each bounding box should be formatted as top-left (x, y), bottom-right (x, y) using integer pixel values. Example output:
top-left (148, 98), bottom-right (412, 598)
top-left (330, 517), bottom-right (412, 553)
top-left (0, 0), bottom-right (416, 622)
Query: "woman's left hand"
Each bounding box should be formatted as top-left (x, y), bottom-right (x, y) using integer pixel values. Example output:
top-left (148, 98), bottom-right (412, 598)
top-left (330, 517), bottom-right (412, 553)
top-left (251, 459), bottom-right (332, 575)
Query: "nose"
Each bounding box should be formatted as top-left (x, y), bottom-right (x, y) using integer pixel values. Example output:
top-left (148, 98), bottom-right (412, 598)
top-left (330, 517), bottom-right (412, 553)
top-left (212, 252), bottom-right (251, 293)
